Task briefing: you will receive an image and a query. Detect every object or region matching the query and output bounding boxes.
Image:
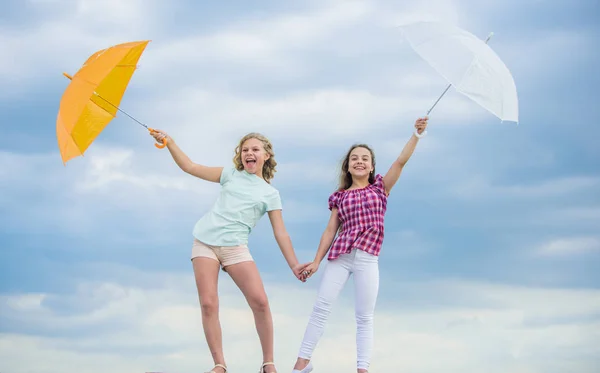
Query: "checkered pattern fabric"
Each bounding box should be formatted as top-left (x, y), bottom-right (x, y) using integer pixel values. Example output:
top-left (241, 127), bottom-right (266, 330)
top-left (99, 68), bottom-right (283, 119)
top-left (327, 174), bottom-right (388, 260)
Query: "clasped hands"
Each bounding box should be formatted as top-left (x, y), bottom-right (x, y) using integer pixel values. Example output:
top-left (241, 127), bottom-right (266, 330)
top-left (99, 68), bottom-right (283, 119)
top-left (292, 261), bottom-right (318, 282)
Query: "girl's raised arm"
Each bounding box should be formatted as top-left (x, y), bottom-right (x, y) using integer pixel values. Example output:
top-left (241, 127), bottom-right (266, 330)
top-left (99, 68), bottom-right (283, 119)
top-left (151, 129), bottom-right (223, 183)
top-left (382, 117), bottom-right (428, 194)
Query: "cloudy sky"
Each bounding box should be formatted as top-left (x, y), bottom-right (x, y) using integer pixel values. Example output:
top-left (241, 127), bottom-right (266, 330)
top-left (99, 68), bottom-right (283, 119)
top-left (1, 0), bottom-right (599, 372)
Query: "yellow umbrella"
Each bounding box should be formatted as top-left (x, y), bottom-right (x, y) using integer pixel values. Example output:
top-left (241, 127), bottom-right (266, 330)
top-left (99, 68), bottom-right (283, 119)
top-left (56, 40), bottom-right (166, 164)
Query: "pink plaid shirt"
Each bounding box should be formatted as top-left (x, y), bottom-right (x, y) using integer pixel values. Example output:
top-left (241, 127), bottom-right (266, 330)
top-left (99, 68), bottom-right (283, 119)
top-left (327, 174), bottom-right (388, 260)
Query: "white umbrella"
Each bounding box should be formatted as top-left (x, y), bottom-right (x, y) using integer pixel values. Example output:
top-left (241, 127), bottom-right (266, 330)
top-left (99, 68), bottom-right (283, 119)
top-left (398, 21), bottom-right (519, 130)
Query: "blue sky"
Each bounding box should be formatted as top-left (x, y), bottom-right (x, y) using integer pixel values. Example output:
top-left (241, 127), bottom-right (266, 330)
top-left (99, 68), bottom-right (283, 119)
top-left (1, 0), bottom-right (599, 372)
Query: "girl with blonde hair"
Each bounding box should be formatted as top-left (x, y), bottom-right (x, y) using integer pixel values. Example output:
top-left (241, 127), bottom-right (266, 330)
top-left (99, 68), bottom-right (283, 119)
top-left (150, 130), bottom-right (310, 373)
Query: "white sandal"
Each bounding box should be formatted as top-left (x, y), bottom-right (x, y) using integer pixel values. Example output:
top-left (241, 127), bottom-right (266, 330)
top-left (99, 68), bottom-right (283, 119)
top-left (259, 361), bottom-right (275, 373)
top-left (206, 363), bottom-right (227, 373)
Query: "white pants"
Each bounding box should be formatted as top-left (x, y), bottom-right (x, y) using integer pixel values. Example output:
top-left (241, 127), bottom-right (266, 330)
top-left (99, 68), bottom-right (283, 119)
top-left (298, 248), bottom-right (379, 370)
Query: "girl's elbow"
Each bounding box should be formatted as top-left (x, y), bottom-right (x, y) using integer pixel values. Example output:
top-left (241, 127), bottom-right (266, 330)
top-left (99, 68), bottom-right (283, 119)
top-left (274, 229), bottom-right (289, 240)
top-left (325, 227), bottom-right (338, 237)
top-left (394, 159), bottom-right (407, 168)
top-left (180, 161), bottom-right (195, 174)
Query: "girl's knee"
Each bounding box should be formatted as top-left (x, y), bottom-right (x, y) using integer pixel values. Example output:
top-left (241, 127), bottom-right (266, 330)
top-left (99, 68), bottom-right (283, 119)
top-left (200, 295), bottom-right (219, 316)
top-left (249, 294), bottom-right (270, 313)
top-left (355, 313), bottom-right (374, 325)
top-left (314, 296), bottom-right (333, 313)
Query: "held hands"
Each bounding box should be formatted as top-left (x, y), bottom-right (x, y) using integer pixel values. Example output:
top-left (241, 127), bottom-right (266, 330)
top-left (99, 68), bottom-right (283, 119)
top-left (292, 262), bottom-right (312, 282)
top-left (302, 262), bottom-right (319, 280)
top-left (293, 261), bottom-right (319, 282)
top-left (292, 262), bottom-right (317, 282)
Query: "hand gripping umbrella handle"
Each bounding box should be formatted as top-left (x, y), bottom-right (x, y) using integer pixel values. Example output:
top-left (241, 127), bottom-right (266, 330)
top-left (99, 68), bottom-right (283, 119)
top-left (148, 128), bottom-right (168, 149)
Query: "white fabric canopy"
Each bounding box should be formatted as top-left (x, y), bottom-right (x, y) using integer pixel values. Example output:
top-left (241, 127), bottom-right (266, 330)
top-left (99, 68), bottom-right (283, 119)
top-left (399, 21), bottom-right (519, 123)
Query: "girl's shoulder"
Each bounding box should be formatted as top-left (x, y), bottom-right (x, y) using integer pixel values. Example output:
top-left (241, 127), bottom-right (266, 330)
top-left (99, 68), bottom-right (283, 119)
top-left (371, 173), bottom-right (385, 192)
top-left (219, 166), bottom-right (238, 185)
top-left (328, 188), bottom-right (345, 210)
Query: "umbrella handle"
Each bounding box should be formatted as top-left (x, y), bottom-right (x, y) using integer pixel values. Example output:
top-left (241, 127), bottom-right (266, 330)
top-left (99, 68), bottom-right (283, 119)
top-left (148, 128), bottom-right (168, 149)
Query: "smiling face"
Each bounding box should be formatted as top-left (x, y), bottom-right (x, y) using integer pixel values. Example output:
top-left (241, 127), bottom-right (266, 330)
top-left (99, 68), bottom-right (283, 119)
top-left (241, 137), bottom-right (270, 175)
top-left (348, 146), bottom-right (374, 179)
top-left (233, 132), bottom-right (278, 183)
top-left (338, 143), bottom-right (376, 190)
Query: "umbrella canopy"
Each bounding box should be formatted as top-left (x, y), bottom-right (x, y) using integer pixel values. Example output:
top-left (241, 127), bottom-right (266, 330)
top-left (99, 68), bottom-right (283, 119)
top-left (56, 40), bottom-right (163, 164)
top-left (399, 21), bottom-right (519, 123)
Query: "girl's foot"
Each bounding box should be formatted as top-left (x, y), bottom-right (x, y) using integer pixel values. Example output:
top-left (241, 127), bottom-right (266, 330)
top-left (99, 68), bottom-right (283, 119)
top-left (292, 359), bottom-right (313, 373)
top-left (259, 361), bottom-right (277, 373)
top-left (206, 364), bottom-right (226, 373)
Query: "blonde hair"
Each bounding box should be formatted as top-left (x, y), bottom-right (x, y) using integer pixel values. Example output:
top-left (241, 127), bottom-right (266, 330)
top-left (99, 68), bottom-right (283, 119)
top-left (233, 132), bottom-right (277, 183)
top-left (337, 143), bottom-right (376, 190)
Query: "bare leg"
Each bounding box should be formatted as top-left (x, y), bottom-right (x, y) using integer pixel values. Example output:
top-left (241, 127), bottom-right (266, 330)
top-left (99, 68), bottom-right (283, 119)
top-left (226, 261), bottom-right (276, 373)
top-left (192, 257), bottom-right (226, 373)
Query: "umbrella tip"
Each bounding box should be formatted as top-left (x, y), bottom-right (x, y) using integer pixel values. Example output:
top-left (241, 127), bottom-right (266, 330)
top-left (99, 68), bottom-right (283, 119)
top-left (63, 72), bottom-right (73, 80)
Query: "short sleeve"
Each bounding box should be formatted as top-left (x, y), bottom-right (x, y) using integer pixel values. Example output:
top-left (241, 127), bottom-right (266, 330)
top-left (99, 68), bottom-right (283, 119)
top-left (372, 174), bottom-right (386, 194)
top-left (328, 191), bottom-right (341, 211)
top-left (265, 189), bottom-right (282, 211)
top-left (220, 166), bottom-right (235, 185)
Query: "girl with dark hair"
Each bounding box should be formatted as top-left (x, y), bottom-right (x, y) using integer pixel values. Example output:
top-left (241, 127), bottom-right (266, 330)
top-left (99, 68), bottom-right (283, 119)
top-left (291, 117), bottom-right (429, 373)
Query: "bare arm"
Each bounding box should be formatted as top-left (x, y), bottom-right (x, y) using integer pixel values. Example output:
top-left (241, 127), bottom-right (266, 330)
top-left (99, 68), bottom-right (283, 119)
top-left (382, 117), bottom-right (428, 195)
top-left (151, 130), bottom-right (222, 183)
top-left (267, 209), bottom-right (302, 270)
top-left (313, 208), bottom-right (341, 265)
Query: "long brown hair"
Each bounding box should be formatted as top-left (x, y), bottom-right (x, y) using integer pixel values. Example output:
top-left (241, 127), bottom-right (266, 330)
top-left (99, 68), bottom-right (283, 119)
top-left (337, 143), bottom-right (376, 190)
top-left (232, 132), bottom-right (277, 183)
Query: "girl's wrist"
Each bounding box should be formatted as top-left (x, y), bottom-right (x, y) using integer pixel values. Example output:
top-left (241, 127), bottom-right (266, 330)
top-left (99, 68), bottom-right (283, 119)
top-left (288, 254), bottom-right (300, 268)
top-left (414, 130), bottom-right (427, 138)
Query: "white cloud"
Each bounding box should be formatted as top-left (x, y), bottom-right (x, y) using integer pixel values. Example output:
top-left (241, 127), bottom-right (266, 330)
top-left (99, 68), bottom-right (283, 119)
top-left (143, 0), bottom-right (374, 71)
top-left (430, 203), bottom-right (600, 232)
top-left (381, 229), bottom-right (436, 258)
top-left (72, 146), bottom-right (215, 196)
top-left (137, 88), bottom-right (438, 145)
top-left (5, 293), bottom-right (46, 311)
top-left (1, 271), bottom-right (599, 373)
top-left (0, 149), bottom-right (216, 242)
top-left (536, 236), bottom-right (600, 257)
top-left (2, 0), bottom-right (512, 201)
top-left (495, 27), bottom-right (595, 81)
top-left (525, 206), bottom-right (600, 229)
top-left (2, 1), bottom-right (599, 370)
top-left (0, 0), bottom-right (164, 98)
top-left (124, 0), bottom-right (491, 150)
top-left (275, 160), bottom-right (340, 187)
top-left (451, 175), bottom-right (600, 200)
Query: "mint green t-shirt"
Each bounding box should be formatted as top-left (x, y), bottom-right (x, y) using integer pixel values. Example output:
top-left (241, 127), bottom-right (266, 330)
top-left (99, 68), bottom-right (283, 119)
top-left (192, 166), bottom-right (282, 246)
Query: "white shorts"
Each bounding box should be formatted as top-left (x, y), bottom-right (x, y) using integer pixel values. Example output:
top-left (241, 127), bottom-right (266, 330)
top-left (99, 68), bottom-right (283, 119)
top-left (191, 238), bottom-right (254, 271)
